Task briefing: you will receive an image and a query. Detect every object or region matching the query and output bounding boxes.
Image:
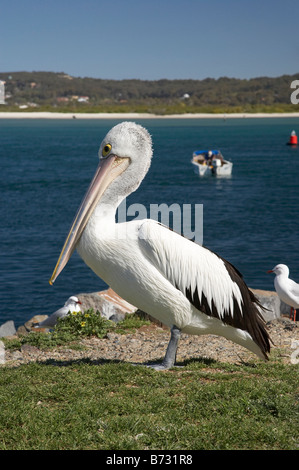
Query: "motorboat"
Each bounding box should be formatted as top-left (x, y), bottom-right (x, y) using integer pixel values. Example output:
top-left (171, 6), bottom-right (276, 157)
top-left (191, 150), bottom-right (233, 176)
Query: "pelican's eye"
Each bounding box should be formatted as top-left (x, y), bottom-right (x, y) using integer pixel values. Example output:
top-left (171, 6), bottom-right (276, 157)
top-left (102, 143), bottom-right (112, 157)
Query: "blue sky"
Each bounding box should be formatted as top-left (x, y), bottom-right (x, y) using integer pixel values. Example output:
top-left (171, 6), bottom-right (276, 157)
top-left (1, 0), bottom-right (298, 80)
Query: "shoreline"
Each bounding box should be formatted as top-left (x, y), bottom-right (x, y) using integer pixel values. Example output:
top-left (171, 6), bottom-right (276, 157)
top-left (1, 111), bottom-right (299, 120)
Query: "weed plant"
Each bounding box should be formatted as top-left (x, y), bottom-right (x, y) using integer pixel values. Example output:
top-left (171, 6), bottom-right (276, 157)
top-left (4, 310), bottom-right (150, 351)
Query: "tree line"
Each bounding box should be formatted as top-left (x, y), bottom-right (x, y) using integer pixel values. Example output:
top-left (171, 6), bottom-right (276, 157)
top-left (0, 71), bottom-right (298, 113)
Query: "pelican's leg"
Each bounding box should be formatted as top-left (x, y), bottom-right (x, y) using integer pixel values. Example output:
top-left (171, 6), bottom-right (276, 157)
top-left (147, 325), bottom-right (181, 371)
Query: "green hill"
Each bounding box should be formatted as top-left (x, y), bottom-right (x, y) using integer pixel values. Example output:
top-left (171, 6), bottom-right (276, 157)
top-left (0, 71), bottom-right (298, 114)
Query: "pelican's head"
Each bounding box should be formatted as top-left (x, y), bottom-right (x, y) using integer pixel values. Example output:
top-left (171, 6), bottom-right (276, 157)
top-left (49, 122), bottom-right (153, 285)
top-left (267, 264), bottom-right (289, 277)
top-left (99, 121), bottom-right (153, 198)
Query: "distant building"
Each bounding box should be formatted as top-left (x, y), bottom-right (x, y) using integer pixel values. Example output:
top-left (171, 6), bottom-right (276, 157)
top-left (0, 81), bottom-right (5, 104)
top-left (77, 96), bottom-right (89, 103)
top-left (57, 97), bottom-right (69, 103)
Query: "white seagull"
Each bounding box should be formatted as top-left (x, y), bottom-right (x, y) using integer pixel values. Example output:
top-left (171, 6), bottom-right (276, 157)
top-left (49, 122), bottom-right (271, 369)
top-left (35, 296), bottom-right (82, 328)
top-left (268, 264), bottom-right (299, 321)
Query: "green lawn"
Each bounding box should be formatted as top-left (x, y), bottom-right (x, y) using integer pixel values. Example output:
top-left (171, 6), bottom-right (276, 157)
top-left (0, 355), bottom-right (297, 450)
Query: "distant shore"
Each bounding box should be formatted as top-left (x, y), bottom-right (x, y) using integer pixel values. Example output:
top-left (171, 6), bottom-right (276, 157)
top-left (1, 111), bottom-right (299, 120)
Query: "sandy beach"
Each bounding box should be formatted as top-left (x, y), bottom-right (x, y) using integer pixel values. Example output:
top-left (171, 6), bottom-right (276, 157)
top-left (0, 112), bottom-right (299, 119)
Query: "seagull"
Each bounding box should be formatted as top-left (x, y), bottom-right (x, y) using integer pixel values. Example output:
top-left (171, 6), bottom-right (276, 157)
top-left (268, 264), bottom-right (299, 321)
top-left (34, 296), bottom-right (82, 329)
top-left (49, 122), bottom-right (271, 369)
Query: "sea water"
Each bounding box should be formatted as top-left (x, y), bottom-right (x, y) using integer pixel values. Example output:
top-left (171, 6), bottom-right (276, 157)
top-left (1, 117), bottom-right (299, 326)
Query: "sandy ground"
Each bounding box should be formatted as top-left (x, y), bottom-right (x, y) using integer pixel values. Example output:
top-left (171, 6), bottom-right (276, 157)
top-left (1, 112), bottom-right (299, 119)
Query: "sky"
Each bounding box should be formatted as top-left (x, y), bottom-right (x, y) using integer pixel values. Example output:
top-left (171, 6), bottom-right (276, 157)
top-left (1, 0), bottom-right (299, 81)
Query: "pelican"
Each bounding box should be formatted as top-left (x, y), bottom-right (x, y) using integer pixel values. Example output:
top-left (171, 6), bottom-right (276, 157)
top-left (268, 264), bottom-right (299, 321)
top-left (34, 296), bottom-right (82, 329)
top-left (49, 122), bottom-right (271, 369)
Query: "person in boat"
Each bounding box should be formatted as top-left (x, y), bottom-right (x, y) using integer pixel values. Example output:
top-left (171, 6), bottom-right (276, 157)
top-left (205, 151), bottom-right (213, 166)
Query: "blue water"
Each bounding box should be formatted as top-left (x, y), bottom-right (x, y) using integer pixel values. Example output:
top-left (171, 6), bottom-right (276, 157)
top-left (1, 117), bottom-right (299, 327)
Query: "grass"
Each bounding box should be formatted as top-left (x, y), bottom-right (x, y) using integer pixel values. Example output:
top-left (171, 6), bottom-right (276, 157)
top-left (0, 313), bottom-right (298, 450)
top-left (0, 358), bottom-right (297, 450)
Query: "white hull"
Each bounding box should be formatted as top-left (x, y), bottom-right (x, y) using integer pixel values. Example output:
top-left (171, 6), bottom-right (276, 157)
top-left (192, 160), bottom-right (233, 177)
top-left (191, 151), bottom-right (233, 177)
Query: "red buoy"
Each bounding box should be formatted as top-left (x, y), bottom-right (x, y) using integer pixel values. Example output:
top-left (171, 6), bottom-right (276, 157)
top-left (287, 130), bottom-right (298, 145)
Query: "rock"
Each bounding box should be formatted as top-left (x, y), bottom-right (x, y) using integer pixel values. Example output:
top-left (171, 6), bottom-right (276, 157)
top-left (251, 288), bottom-right (296, 321)
top-left (26, 315), bottom-right (49, 328)
top-left (0, 320), bottom-right (16, 338)
top-left (109, 313), bottom-right (127, 323)
top-left (17, 315), bottom-right (49, 335)
top-left (16, 325), bottom-right (29, 336)
top-left (251, 289), bottom-right (281, 321)
top-left (0, 340), bottom-right (5, 364)
top-left (290, 337), bottom-right (299, 364)
top-left (279, 300), bottom-right (293, 316)
top-left (252, 289), bottom-right (280, 320)
top-left (11, 350), bottom-right (23, 361)
top-left (77, 288), bottom-right (138, 322)
top-left (21, 344), bottom-right (40, 355)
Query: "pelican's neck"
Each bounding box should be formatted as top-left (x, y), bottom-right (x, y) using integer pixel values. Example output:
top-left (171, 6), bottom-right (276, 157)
top-left (89, 194), bottom-right (121, 228)
top-left (88, 165), bottom-right (145, 229)
top-left (79, 161), bottom-right (147, 253)
top-left (76, 186), bottom-right (127, 272)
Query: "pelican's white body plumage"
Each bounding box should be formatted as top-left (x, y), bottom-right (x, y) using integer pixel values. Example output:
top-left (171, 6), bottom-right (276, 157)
top-left (35, 296), bottom-right (82, 328)
top-left (50, 122), bottom-right (271, 368)
top-left (78, 217), bottom-right (265, 359)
